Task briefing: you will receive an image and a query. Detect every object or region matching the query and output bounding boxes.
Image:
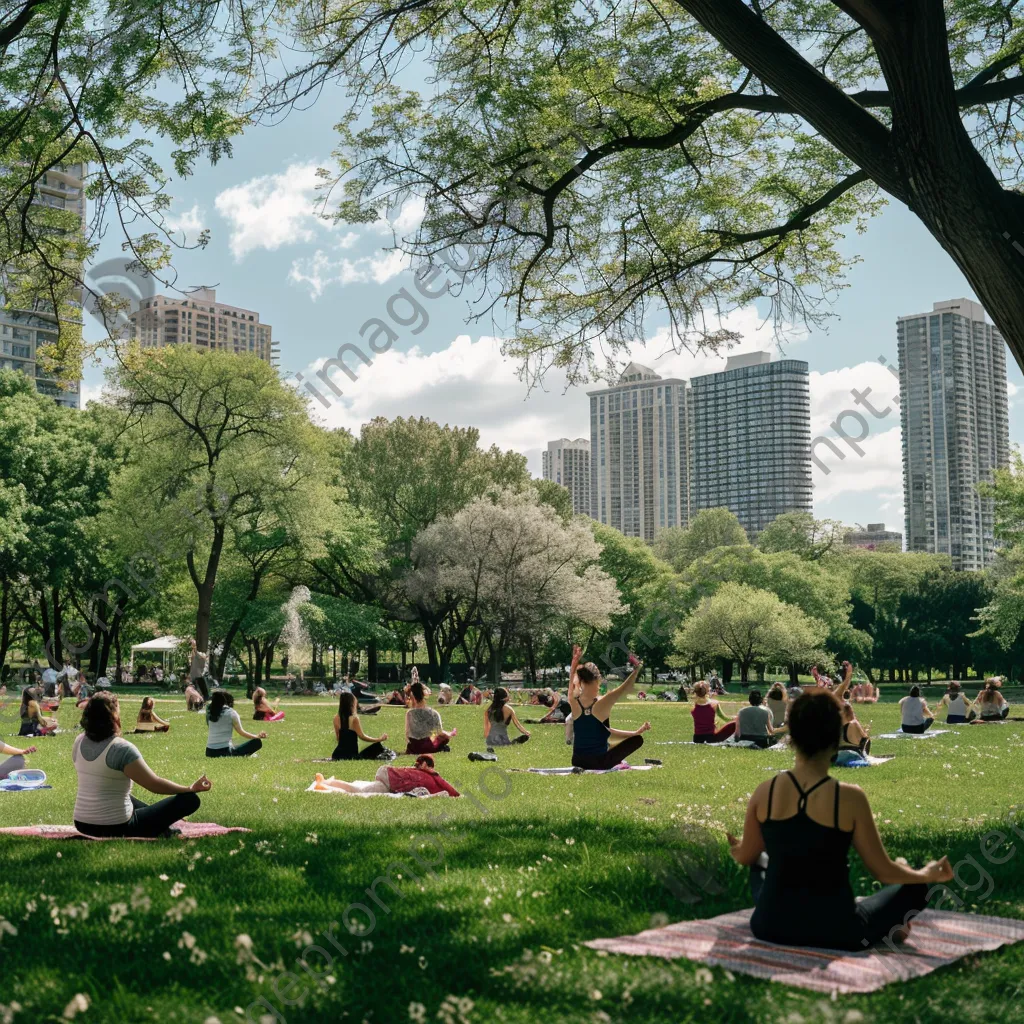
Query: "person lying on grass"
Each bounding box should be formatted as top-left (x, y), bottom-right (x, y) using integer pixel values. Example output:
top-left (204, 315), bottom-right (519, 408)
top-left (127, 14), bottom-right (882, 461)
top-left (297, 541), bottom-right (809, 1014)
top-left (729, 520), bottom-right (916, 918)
top-left (975, 680), bottom-right (1010, 721)
top-left (134, 697), bottom-right (171, 733)
top-left (73, 692), bottom-right (211, 839)
top-left (251, 687), bottom-right (285, 722)
top-left (567, 646), bottom-right (650, 770)
top-left (405, 682), bottom-right (456, 755)
top-left (936, 682), bottom-right (977, 724)
top-left (833, 702), bottom-right (871, 764)
top-left (0, 738), bottom-right (37, 780)
top-left (332, 693), bottom-right (390, 761)
top-left (19, 687), bottom-right (57, 737)
top-left (690, 681), bottom-right (737, 744)
top-left (483, 687), bottom-right (531, 748)
top-left (205, 691), bottom-right (267, 758)
top-left (899, 685), bottom-right (936, 733)
top-left (727, 688), bottom-right (953, 951)
top-left (314, 754), bottom-right (460, 797)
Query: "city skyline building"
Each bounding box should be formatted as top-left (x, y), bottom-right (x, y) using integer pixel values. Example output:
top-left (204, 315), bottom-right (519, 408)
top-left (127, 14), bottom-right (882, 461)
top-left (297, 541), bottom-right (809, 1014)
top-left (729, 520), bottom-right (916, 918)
top-left (541, 438), bottom-right (591, 516)
top-left (689, 352), bottom-right (813, 537)
top-left (126, 286), bottom-right (275, 364)
top-left (587, 362), bottom-right (691, 541)
top-left (844, 522), bottom-right (904, 549)
top-left (898, 298), bottom-right (1010, 571)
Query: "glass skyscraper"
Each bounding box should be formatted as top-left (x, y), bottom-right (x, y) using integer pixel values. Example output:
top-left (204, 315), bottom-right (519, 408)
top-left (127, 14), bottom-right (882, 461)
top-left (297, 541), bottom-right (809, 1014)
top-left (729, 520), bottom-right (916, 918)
top-left (541, 438), bottom-right (591, 515)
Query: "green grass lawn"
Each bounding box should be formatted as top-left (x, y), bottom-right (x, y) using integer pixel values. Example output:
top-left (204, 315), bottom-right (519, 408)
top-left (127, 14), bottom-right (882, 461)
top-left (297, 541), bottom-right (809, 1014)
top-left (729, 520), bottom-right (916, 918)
top-left (2, 695), bottom-right (1024, 1024)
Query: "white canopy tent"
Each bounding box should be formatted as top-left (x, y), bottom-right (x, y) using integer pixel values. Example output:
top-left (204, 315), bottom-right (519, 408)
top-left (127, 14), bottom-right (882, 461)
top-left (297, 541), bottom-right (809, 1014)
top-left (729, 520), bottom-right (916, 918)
top-left (130, 636), bottom-right (182, 672)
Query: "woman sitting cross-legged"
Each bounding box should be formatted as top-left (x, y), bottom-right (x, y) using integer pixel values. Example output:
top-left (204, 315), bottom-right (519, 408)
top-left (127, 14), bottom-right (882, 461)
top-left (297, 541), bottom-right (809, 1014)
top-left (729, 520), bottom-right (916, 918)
top-left (332, 693), bottom-right (391, 760)
top-left (833, 702), bottom-right (872, 765)
top-left (314, 754), bottom-right (460, 797)
top-left (937, 682), bottom-right (976, 724)
top-left (899, 685), bottom-right (935, 733)
top-left (134, 697), bottom-right (171, 733)
top-left (0, 738), bottom-right (37, 780)
top-left (690, 681), bottom-right (738, 743)
top-left (765, 683), bottom-right (789, 736)
top-left (252, 687), bottom-right (285, 722)
top-left (404, 682), bottom-right (457, 754)
top-left (728, 688), bottom-right (953, 950)
top-left (19, 687), bottom-right (57, 737)
top-left (205, 691), bottom-right (267, 758)
top-left (72, 692), bottom-right (211, 839)
top-left (975, 679), bottom-right (1010, 721)
top-left (737, 690), bottom-right (775, 749)
top-left (484, 688), bottom-right (531, 748)
top-left (567, 646), bottom-right (651, 770)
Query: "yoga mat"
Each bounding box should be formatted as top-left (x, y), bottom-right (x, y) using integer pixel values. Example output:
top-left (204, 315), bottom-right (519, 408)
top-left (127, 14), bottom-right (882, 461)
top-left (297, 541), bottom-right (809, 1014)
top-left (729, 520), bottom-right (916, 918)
top-left (833, 755), bottom-right (895, 768)
top-left (585, 907), bottom-right (1024, 994)
top-left (524, 764), bottom-right (662, 775)
top-left (0, 822), bottom-right (251, 841)
top-left (877, 730), bottom-right (952, 739)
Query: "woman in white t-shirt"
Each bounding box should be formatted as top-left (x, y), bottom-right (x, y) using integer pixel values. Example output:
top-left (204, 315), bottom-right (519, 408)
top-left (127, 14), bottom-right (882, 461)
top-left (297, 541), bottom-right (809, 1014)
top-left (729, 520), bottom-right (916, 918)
top-left (72, 692), bottom-right (210, 838)
top-left (936, 683), bottom-right (976, 724)
top-left (205, 691), bottom-right (267, 758)
top-left (899, 686), bottom-right (935, 734)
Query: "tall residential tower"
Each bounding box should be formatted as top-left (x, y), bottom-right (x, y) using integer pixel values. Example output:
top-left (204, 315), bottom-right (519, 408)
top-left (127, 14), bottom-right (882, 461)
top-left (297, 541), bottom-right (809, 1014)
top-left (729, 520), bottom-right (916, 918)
top-left (541, 438), bottom-right (591, 515)
top-left (898, 298), bottom-right (1009, 570)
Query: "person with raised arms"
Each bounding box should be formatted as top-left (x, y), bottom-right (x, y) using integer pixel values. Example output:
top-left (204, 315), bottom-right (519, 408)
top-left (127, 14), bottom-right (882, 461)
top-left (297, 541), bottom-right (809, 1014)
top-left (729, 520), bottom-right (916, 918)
top-left (567, 647), bottom-right (650, 770)
top-left (205, 691), bottom-right (267, 758)
top-left (72, 692), bottom-right (211, 839)
top-left (728, 688), bottom-right (953, 950)
top-left (833, 702), bottom-right (872, 764)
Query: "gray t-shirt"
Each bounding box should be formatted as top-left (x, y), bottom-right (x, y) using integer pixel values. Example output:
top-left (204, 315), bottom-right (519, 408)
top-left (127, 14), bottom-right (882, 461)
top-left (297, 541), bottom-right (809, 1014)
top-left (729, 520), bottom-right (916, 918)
top-left (406, 706), bottom-right (442, 740)
top-left (72, 735), bottom-right (143, 825)
top-left (206, 707), bottom-right (242, 749)
top-left (737, 704), bottom-right (772, 738)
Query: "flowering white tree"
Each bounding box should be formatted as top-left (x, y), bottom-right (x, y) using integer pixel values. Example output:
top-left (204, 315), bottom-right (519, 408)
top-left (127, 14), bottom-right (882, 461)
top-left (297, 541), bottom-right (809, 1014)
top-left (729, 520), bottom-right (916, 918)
top-left (406, 489), bottom-right (621, 681)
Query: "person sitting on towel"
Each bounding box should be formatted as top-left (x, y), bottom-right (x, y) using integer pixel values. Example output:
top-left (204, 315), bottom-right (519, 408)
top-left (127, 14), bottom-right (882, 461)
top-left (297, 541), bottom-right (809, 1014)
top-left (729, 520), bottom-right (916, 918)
top-left (72, 692), bottom-right (211, 839)
top-left (404, 682), bottom-right (456, 754)
top-left (567, 646), bottom-right (650, 770)
top-left (936, 682), bottom-right (976, 724)
top-left (0, 737), bottom-right (37, 780)
top-left (975, 679), bottom-right (1010, 721)
top-left (737, 690), bottom-right (775, 749)
top-left (728, 688), bottom-right (953, 950)
top-left (332, 693), bottom-right (390, 760)
top-left (833, 702), bottom-right (871, 764)
top-left (205, 691), bottom-right (267, 758)
top-left (134, 697), bottom-right (171, 733)
top-left (483, 687), bottom-right (531, 748)
top-left (19, 687), bottom-right (57, 737)
top-left (690, 681), bottom-right (737, 743)
top-left (314, 754), bottom-right (460, 797)
top-left (765, 683), bottom-right (789, 736)
top-left (899, 685), bottom-right (935, 733)
top-left (251, 688), bottom-right (285, 722)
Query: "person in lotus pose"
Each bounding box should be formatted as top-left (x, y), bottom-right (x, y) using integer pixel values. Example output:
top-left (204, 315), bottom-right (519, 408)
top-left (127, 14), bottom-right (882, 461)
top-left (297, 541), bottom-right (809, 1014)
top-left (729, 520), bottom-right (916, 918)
top-left (690, 681), bottom-right (737, 743)
top-left (404, 682), bottom-right (456, 754)
top-left (936, 682), bottom-right (976, 724)
top-left (134, 697), bottom-right (171, 733)
top-left (899, 685), bottom-right (935, 733)
top-left (975, 680), bottom-right (1010, 721)
top-left (728, 689), bottom-right (953, 950)
top-left (483, 687), bottom-right (531, 748)
top-left (252, 687), bottom-right (285, 722)
top-left (205, 691), bottom-right (267, 757)
top-left (833, 702), bottom-right (871, 765)
top-left (332, 693), bottom-right (390, 760)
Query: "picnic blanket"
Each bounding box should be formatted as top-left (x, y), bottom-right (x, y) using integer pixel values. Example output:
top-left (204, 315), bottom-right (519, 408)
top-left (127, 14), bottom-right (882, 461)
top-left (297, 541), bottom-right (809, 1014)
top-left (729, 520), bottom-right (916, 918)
top-left (877, 730), bottom-right (951, 739)
top-left (524, 763), bottom-right (661, 775)
top-left (0, 822), bottom-right (251, 841)
top-left (585, 907), bottom-right (1024, 994)
top-left (305, 778), bottom-right (444, 797)
top-left (832, 754), bottom-right (894, 768)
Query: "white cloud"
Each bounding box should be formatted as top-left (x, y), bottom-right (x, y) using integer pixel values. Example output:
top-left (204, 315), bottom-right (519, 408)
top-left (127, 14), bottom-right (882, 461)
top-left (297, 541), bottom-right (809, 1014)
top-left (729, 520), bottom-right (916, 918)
top-left (214, 163), bottom-right (325, 259)
top-left (78, 379), bottom-right (107, 407)
top-left (289, 248), bottom-right (411, 298)
top-left (164, 203), bottom-right (205, 239)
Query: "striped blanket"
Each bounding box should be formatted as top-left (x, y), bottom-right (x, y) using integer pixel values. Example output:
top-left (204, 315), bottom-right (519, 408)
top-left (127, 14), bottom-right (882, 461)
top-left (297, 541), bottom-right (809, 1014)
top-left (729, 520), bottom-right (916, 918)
top-left (585, 907), bottom-right (1024, 994)
top-left (0, 822), bottom-right (250, 841)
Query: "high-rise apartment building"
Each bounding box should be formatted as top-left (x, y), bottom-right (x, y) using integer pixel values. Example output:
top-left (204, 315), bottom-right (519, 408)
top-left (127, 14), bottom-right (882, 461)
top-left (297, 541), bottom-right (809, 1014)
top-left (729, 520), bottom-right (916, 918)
top-left (541, 438), bottom-right (591, 515)
top-left (898, 298), bottom-right (1009, 571)
top-left (126, 286), bottom-right (275, 363)
top-left (689, 352), bottom-right (812, 537)
top-left (588, 362), bottom-right (691, 541)
top-left (0, 164), bottom-right (86, 408)
top-left (844, 523), bottom-right (903, 549)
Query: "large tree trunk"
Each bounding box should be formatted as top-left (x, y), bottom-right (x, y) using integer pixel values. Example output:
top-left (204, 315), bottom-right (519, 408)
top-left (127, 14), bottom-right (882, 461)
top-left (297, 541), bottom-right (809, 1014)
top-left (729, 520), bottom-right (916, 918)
top-left (189, 522), bottom-right (226, 691)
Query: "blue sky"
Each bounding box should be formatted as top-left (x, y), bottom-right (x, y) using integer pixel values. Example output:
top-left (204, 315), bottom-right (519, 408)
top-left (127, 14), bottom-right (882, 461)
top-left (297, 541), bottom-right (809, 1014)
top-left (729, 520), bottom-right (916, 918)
top-left (80, 89), bottom-right (1024, 539)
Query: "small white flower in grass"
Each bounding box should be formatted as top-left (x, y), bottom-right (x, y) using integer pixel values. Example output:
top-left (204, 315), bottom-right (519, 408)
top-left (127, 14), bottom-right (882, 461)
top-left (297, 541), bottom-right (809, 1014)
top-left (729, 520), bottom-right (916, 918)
top-left (162, 951), bottom-right (172, 961)
top-left (108, 903), bottom-right (129, 925)
top-left (694, 967), bottom-right (713, 985)
top-left (0, 919), bottom-right (17, 940)
top-left (844, 1013), bottom-right (865, 1023)
top-left (130, 886), bottom-right (151, 911)
top-left (305, 832), bottom-right (319, 845)
top-left (502, 913), bottom-right (513, 923)
top-left (408, 1003), bottom-right (426, 1024)
top-left (399, 944), bottom-right (416, 955)
top-left (418, 955), bottom-right (428, 970)
top-left (203, 1017), bottom-right (222, 1024)
top-left (565, 837), bottom-right (575, 846)
top-left (170, 882), bottom-right (186, 898)
top-left (649, 912), bottom-right (669, 929)
top-left (0, 1003), bottom-right (22, 1024)
top-left (589, 989), bottom-right (602, 1001)
top-left (291, 930), bottom-right (313, 948)
top-left (62, 994), bottom-right (89, 1019)
top-left (159, 874), bottom-right (169, 882)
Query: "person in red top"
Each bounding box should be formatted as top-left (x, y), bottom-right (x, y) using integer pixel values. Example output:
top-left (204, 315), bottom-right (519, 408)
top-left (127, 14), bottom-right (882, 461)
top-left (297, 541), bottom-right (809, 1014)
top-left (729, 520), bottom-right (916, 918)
top-left (690, 681), bottom-right (737, 743)
top-left (313, 755), bottom-right (460, 797)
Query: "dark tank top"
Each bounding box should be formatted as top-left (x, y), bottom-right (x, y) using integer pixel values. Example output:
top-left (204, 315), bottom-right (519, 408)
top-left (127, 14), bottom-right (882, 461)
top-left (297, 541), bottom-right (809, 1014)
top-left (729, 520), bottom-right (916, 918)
top-left (573, 698), bottom-right (610, 755)
top-left (333, 717), bottom-right (359, 759)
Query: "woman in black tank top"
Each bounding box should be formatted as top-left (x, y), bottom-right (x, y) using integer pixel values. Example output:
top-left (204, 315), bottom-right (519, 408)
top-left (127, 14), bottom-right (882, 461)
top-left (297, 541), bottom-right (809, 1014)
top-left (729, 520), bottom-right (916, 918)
top-left (728, 689), bottom-right (953, 950)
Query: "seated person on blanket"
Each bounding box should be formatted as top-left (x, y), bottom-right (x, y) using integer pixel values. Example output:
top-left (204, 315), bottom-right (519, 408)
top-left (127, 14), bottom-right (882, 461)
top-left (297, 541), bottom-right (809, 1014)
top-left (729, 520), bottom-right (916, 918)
top-left (315, 754), bottom-right (460, 797)
top-left (72, 692), bottom-right (211, 839)
top-left (251, 687), bottom-right (285, 722)
top-left (937, 682), bottom-right (977, 724)
top-left (899, 685), bottom-right (935, 733)
top-left (134, 697), bottom-right (171, 733)
top-left (765, 684), bottom-right (789, 736)
top-left (975, 679), bottom-right (1010, 721)
top-left (567, 646), bottom-right (651, 770)
top-left (833, 702), bottom-right (872, 764)
top-left (484, 688), bottom-right (531, 747)
top-left (205, 691), bottom-right (267, 758)
top-left (537, 693), bottom-right (572, 723)
top-left (737, 690), bottom-right (775, 749)
top-left (0, 737), bottom-right (37, 780)
top-left (332, 693), bottom-right (390, 760)
top-left (457, 683), bottom-right (483, 705)
top-left (690, 681), bottom-right (738, 743)
top-left (19, 687), bottom-right (57, 737)
top-left (727, 688), bottom-right (953, 950)
top-left (405, 682), bottom-right (456, 754)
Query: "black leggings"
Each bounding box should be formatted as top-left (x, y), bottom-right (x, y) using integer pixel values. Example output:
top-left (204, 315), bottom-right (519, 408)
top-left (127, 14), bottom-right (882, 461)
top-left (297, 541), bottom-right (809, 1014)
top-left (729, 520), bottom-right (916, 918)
top-left (739, 735), bottom-right (771, 749)
top-left (75, 793), bottom-right (200, 839)
top-left (901, 719), bottom-right (934, 734)
top-left (206, 738), bottom-right (263, 758)
top-left (332, 741), bottom-right (386, 761)
top-left (571, 734), bottom-right (644, 770)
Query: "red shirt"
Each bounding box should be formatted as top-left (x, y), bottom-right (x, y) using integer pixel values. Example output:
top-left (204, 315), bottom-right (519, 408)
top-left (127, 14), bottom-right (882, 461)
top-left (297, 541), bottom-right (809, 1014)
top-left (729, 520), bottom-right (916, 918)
top-left (691, 702), bottom-right (716, 735)
top-left (386, 767), bottom-right (460, 798)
